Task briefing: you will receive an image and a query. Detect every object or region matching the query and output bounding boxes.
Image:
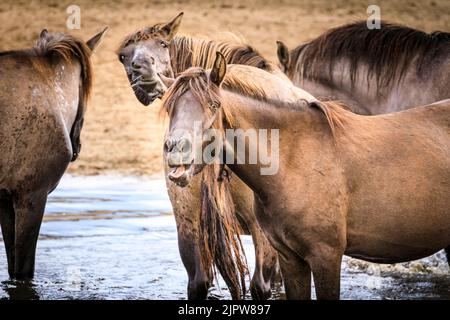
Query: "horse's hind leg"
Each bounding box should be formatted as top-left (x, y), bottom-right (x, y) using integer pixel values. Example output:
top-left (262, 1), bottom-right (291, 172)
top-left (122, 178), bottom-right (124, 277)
top-left (0, 199), bottom-right (16, 278)
top-left (12, 192), bottom-right (47, 280)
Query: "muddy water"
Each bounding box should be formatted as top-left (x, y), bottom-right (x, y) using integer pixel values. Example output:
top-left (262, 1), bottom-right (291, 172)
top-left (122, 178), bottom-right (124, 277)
top-left (0, 175), bottom-right (449, 300)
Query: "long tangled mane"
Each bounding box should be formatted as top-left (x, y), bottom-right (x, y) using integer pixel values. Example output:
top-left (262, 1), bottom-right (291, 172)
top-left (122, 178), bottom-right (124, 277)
top-left (118, 24), bottom-right (275, 75)
top-left (288, 20), bottom-right (450, 88)
top-left (169, 35), bottom-right (275, 75)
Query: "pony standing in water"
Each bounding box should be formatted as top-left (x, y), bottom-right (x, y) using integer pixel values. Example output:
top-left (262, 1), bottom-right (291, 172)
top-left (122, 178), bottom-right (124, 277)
top-left (162, 53), bottom-right (450, 299)
top-left (0, 28), bottom-right (107, 280)
top-left (117, 13), bottom-right (283, 299)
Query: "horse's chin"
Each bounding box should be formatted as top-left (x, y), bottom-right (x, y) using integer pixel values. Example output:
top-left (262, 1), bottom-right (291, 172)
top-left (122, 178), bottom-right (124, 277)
top-left (131, 79), bottom-right (165, 106)
top-left (168, 164), bottom-right (194, 187)
top-left (133, 86), bottom-right (152, 106)
top-left (133, 87), bottom-right (165, 106)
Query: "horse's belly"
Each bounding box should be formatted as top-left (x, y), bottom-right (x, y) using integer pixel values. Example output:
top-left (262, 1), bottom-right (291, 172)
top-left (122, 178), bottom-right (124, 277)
top-left (345, 215), bottom-right (450, 263)
top-left (345, 234), bottom-right (443, 264)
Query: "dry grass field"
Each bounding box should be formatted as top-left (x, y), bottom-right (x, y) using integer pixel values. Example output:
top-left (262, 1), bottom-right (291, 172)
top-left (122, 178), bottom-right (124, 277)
top-left (1, 0), bottom-right (449, 176)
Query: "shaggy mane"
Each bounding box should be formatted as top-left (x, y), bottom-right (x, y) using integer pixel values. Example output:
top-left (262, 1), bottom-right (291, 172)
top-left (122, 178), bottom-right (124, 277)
top-left (289, 21), bottom-right (450, 88)
top-left (1, 32), bottom-right (93, 101)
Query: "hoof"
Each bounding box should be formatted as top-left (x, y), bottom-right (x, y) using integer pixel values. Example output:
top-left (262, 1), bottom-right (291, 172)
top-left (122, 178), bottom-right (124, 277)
top-left (187, 280), bottom-right (210, 300)
top-left (250, 280), bottom-right (272, 300)
top-left (12, 272), bottom-right (34, 282)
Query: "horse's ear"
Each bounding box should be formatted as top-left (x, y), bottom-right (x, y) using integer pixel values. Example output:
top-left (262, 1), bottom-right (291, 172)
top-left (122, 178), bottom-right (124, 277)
top-left (40, 29), bottom-right (49, 39)
top-left (159, 73), bottom-right (175, 88)
top-left (86, 26), bottom-right (108, 53)
top-left (210, 52), bottom-right (227, 86)
top-left (159, 12), bottom-right (183, 41)
top-left (276, 41), bottom-right (290, 71)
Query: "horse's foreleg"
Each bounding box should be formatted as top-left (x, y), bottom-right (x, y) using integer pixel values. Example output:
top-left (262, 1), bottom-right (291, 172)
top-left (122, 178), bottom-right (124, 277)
top-left (308, 251), bottom-right (342, 300)
top-left (248, 219), bottom-right (278, 300)
top-left (177, 228), bottom-right (211, 300)
top-left (168, 177), bottom-right (211, 300)
top-left (0, 199), bottom-right (16, 278)
top-left (278, 250), bottom-right (311, 300)
top-left (12, 192), bottom-right (47, 280)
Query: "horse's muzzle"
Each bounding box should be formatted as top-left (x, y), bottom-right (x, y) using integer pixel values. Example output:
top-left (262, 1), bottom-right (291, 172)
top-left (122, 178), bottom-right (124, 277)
top-left (168, 164), bottom-right (191, 187)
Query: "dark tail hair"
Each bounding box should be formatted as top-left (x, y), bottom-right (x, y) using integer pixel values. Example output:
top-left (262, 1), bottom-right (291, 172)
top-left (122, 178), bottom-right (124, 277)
top-left (199, 164), bottom-right (249, 299)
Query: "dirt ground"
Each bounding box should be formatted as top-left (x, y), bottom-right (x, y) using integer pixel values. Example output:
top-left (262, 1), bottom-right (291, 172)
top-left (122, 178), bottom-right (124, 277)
top-left (0, 0), bottom-right (449, 175)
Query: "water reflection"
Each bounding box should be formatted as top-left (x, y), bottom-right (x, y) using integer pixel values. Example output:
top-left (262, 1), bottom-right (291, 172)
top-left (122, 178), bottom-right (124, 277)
top-left (0, 175), bottom-right (449, 300)
top-left (1, 280), bottom-right (40, 300)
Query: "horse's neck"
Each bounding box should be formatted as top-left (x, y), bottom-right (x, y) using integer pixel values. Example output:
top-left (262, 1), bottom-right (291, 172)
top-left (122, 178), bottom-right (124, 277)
top-left (292, 56), bottom-right (446, 115)
top-left (298, 77), bottom-right (377, 115)
top-left (47, 59), bottom-right (81, 127)
top-left (223, 93), bottom-right (334, 198)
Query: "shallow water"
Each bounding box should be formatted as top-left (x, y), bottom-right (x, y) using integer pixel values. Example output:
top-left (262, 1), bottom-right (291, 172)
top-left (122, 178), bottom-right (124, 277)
top-left (0, 175), bottom-right (449, 300)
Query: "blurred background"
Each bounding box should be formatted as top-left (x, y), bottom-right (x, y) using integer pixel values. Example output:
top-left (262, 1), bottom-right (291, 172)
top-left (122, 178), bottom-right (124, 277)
top-left (0, 0), bottom-right (448, 176)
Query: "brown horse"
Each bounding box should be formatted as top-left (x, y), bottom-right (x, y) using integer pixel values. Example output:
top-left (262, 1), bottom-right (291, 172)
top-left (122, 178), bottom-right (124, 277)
top-left (0, 28), bottom-right (106, 280)
top-left (162, 55), bottom-right (450, 299)
top-left (277, 21), bottom-right (450, 266)
top-left (117, 13), bottom-right (283, 299)
top-left (277, 21), bottom-right (450, 115)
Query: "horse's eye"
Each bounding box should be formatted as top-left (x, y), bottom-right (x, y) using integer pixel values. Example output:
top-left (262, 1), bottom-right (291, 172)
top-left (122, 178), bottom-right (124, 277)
top-left (160, 40), bottom-right (168, 48)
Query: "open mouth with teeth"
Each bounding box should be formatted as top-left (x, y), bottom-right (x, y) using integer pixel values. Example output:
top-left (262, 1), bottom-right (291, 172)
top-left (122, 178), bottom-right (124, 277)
top-left (167, 160), bottom-right (207, 187)
top-left (168, 164), bottom-right (193, 187)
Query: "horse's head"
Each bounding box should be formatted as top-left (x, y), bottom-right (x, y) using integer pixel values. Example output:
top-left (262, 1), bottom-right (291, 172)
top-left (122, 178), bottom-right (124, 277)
top-left (161, 52), bottom-right (227, 187)
top-left (117, 12), bottom-right (183, 106)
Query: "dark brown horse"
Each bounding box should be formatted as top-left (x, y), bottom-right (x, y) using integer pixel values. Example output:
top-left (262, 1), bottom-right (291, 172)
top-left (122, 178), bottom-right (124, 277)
top-left (277, 21), bottom-right (450, 114)
top-left (117, 13), bottom-right (282, 299)
top-left (162, 55), bottom-right (450, 299)
top-left (0, 28), bottom-right (106, 280)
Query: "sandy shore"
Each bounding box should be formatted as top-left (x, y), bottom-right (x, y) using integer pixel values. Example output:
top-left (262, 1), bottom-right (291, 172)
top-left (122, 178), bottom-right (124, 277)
top-left (0, 0), bottom-right (448, 175)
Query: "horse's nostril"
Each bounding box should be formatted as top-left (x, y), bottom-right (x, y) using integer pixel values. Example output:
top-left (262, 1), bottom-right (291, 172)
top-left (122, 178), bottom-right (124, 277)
top-left (164, 140), bottom-right (174, 153)
top-left (132, 61), bottom-right (141, 69)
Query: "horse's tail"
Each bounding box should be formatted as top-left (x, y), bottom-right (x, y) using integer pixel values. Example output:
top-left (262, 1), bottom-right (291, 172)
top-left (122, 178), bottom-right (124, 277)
top-left (199, 165), bottom-right (249, 299)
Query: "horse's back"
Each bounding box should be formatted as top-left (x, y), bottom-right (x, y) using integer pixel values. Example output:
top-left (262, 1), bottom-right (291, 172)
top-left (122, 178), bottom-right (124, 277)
top-left (399, 99), bottom-right (450, 136)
